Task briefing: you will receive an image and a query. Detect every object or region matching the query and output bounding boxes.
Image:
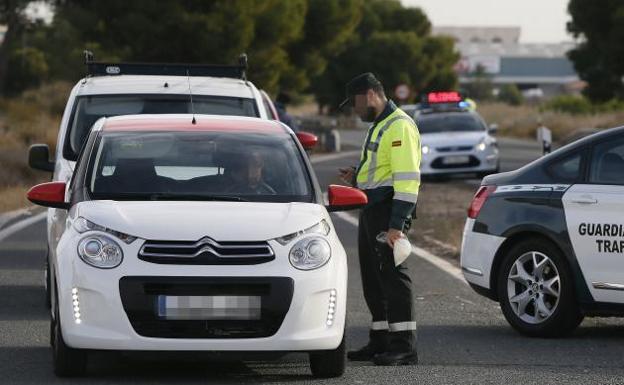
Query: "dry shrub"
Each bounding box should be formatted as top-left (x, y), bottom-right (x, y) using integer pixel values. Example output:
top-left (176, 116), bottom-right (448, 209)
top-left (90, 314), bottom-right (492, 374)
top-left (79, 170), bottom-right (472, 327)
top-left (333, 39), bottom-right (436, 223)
top-left (0, 185), bottom-right (33, 213)
top-left (479, 102), bottom-right (624, 141)
top-left (0, 82), bottom-right (67, 203)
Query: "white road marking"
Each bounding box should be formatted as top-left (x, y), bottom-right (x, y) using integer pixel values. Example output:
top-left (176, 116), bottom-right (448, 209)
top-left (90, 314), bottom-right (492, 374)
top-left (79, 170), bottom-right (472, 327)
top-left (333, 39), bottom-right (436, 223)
top-left (332, 211), bottom-right (466, 284)
top-left (0, 212), bottom-right (47, 243)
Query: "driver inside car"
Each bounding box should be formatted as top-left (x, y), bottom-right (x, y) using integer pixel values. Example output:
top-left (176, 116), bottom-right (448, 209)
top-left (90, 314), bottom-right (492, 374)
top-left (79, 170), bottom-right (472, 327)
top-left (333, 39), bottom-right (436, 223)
top-left (223, 150), bottom-right (276, 195)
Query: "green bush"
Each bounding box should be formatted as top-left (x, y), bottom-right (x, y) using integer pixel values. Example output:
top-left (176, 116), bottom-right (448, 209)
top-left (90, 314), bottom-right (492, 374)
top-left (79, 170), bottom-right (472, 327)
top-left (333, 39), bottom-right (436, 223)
top-left (498, 84), bottom-right (523, 106)
top-left (5, 47), bottom-right (49, 95)
top-left (543, 95), bottom-right (593, 115)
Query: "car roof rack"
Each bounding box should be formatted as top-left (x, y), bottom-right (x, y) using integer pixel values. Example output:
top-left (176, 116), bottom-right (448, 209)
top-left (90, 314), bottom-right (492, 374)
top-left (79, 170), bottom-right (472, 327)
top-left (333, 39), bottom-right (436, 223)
top-left (83, 50), bottom-right (248, 80)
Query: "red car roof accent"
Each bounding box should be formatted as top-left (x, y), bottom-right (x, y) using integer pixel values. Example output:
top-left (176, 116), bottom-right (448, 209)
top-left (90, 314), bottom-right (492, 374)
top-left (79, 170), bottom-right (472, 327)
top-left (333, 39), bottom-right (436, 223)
top-left (103, 117), bottom-right (285, 133)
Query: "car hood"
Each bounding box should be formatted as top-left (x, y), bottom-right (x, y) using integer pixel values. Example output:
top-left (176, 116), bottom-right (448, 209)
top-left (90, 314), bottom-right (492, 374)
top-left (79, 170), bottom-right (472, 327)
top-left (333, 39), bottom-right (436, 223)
top-left (72, 200), bottom-right (326, 241)
top-left (421, 131), bottom-right (486, 147)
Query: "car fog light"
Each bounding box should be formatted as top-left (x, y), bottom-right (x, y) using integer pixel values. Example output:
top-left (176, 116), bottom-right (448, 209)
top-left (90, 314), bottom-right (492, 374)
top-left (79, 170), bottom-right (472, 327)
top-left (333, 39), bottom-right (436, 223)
top-left (327, 289), bottom-right (337, 327)
top-left (72, 287), bottom-right (81, 324)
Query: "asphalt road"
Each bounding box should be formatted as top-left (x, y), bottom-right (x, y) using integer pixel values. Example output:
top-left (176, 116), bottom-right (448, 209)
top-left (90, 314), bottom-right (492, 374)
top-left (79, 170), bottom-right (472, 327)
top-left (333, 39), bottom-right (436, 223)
top-left (1, 143), bottom-right (624, 384)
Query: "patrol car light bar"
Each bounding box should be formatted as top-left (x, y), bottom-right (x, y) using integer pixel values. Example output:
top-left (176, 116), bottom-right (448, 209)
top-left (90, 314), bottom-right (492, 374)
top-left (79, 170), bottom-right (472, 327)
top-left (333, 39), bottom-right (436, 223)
top-left (427, 91), bottom-right (462, 104)
top-left (84, 51), bottom-right (248, 79)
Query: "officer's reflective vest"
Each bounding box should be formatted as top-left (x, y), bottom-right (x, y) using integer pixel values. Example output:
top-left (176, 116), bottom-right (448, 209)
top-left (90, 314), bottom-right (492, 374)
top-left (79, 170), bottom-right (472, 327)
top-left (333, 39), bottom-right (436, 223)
top-left (356, 108), bottom-right (421, 206)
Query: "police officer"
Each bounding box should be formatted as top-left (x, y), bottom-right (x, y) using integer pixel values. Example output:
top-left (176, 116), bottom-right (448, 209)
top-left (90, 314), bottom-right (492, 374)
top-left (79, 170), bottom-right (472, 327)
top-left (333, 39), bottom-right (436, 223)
top-left (338, 73), bottom-right (421, 365)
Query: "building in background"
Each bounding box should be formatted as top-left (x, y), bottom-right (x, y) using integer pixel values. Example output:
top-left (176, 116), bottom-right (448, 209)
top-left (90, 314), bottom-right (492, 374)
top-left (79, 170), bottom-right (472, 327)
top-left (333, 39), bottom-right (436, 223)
top-left (434, 26), bottom-right (582, 99)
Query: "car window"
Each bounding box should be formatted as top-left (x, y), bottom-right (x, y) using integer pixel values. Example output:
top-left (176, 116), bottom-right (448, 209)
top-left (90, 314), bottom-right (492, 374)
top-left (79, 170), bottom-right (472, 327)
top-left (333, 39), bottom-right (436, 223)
top-left (589, 137), bottom-right (624, 185)
top-left (87, 131), bottom-right (312, 203)
top-left (546, 151), bottom-right (582, 183)
top-left (65, 95), bottom-right (258, 160)
top-left (416, 112), bottom-right (486, 134)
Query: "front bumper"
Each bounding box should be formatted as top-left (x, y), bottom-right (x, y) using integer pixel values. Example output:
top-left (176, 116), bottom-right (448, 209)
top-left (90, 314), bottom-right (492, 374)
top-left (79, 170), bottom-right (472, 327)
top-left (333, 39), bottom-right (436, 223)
top-left (420, 146), bottom-right (499, 176)
top-left (55, 231), bottom-right (347, 352)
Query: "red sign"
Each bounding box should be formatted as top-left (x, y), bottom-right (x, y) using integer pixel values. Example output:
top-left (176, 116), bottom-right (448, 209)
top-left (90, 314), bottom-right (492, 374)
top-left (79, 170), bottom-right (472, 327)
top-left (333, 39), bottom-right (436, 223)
top-left (427, 91), bottom-right (462, 104)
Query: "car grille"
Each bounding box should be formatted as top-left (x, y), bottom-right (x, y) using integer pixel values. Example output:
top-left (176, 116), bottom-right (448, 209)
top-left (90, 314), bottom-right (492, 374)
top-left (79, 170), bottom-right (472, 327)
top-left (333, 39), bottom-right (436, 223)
top-left (119, 276), bottom-right (294, 339)
top-left (436, 145), bottom-right (474, 152)
top-left (139, 237), bottom-right (275, 265)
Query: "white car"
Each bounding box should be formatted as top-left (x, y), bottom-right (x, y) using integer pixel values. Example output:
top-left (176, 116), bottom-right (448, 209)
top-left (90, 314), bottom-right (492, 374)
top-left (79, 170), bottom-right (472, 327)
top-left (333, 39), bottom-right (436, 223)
top-left (27, 114), bottom-right (367, 378)
top-left (27, 57), bottom-right (279, 307)
top-left (461, 126), bottom-right (624, 337)
top-left (406, 93), bottom-right (499, 177)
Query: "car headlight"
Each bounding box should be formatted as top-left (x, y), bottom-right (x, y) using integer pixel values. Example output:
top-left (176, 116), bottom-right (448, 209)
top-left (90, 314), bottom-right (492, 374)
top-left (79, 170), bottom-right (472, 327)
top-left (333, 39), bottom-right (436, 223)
top-left (422, 145), bottom-right (430, 155)
top-left (475, 140), bottom-right (488, 151)
top-left (289, 236), bottom-right (331, 270)
top-left (73, 217), bottom-right (136, 244)
top-left (274, 219), bottom-right (331, 246)
top-left (77, 235), bottom-right (123, 269)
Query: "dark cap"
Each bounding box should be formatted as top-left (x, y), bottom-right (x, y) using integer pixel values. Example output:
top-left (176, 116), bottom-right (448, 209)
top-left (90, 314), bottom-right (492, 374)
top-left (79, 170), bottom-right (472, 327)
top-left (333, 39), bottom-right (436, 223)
top-left (339, 72), bottom-right (382, 110)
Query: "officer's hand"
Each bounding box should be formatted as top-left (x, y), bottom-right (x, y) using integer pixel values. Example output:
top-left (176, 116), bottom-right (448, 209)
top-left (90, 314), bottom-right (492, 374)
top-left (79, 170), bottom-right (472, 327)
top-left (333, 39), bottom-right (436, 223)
top-left (386, 228), bottom-right (404, 248)
top-left (338, 167), bottom-right (355, 185)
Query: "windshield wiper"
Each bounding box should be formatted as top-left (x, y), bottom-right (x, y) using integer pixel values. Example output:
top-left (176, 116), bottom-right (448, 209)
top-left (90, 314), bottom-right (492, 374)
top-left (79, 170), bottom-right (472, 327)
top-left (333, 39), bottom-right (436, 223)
top-left (148, 193), bottom-right (249, 202)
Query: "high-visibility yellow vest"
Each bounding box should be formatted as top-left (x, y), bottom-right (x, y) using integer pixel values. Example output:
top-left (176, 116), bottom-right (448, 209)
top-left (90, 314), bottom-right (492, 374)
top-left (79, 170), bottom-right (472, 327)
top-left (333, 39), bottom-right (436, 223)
top-left (355, 105), bottom-right (421, 228)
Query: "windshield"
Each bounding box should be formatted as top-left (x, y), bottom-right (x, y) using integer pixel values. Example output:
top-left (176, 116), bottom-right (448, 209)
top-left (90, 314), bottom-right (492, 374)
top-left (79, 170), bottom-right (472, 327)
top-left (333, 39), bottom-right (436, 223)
top-left (86, 131), bottom-right (312, 203)
top-left (66, 95), bottom-right (258, 160)
top-left (416, 113), bottom-right (486, 134)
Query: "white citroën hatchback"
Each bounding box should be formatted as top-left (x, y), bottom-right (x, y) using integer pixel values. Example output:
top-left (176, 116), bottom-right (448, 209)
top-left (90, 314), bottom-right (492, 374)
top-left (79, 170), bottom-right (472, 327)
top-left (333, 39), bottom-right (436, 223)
top-left (27, 114), bottom-right (367, 378)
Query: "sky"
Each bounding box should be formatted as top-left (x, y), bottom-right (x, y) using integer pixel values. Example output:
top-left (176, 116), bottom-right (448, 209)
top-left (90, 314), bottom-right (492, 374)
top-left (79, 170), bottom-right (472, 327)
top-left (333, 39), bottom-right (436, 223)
top-left (401, 0), bottom-right (572, 43)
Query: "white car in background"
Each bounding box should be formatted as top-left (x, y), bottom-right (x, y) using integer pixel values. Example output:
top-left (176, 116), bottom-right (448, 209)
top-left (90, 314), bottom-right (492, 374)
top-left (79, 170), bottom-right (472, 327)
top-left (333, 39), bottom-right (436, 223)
top-left (27, 114), bottom-right (367, 378)
top-left (405, 92), bottom-right (500, 178)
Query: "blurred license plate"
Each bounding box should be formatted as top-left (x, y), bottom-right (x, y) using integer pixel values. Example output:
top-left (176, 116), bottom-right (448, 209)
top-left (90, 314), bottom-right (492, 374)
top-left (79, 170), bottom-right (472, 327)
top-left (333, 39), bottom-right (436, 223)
top-left (157, 295), bottom-right (261, 320)
top-left (442, 156), bottom-right (470, 165)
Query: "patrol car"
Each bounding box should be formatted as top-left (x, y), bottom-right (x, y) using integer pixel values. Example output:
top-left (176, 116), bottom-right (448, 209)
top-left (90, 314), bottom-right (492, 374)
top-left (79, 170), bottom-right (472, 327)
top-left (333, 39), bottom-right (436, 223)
top-left (461, 125), bottom-right (624, 337)
top-left (28, 54), bottom-right (279, 308)
top-left (408, 92), bottom-right (500, 178)
top-left (27, 114), bottom-right (367, 378)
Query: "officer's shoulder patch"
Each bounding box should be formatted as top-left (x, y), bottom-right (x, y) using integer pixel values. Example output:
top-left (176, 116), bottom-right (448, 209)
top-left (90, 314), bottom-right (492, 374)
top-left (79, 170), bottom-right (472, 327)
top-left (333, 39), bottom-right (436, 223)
top-left (392, 140), bottom-right (402, 147)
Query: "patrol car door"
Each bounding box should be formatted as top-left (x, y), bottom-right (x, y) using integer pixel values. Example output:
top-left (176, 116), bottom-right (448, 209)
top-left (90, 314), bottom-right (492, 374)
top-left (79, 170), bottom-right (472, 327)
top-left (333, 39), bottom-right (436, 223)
top-left (562, 136), bottom-right (624, 304)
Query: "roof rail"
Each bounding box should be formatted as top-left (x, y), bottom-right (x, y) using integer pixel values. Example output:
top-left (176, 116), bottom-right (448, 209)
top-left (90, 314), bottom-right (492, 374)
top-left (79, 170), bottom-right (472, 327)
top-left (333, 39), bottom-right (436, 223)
top-left (83, 50), bottom-right (248, 79)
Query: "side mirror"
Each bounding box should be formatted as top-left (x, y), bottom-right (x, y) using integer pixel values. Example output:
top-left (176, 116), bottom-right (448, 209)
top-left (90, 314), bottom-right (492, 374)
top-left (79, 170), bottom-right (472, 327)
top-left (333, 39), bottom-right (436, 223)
top-left (296, 131), bottom-right (318, 150)
top-left (27, 182), bottom-right (69, 209)
top-left (29, 144), bottom-right (55, 172)
top-left (326, 184), bottom-right (368, 212)
top-left (488, 123), bottom-right (499, 134)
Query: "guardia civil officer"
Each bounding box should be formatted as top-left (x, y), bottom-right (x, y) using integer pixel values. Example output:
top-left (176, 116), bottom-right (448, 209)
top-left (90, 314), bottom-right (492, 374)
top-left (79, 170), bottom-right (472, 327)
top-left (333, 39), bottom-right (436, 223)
top-left (338, 73), bottom-right (421, 365)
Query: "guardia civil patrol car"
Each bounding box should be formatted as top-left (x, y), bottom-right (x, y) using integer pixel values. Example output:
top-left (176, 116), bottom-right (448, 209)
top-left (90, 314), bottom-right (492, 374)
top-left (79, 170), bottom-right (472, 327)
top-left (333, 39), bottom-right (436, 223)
top-left (409, 92), bottom-right (500, 177)
top-left (461, 125), bottom-right (624, 337)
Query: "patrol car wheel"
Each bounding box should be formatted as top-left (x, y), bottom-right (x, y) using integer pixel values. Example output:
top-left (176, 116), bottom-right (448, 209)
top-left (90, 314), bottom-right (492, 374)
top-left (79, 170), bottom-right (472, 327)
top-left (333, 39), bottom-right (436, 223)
top-left (497, 239), bottom-right (583, 337)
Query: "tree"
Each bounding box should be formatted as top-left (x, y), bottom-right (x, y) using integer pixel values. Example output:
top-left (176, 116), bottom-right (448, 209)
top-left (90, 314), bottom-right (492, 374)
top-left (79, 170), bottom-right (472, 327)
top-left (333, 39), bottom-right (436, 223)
top-left (462, 64), bottom-right (493, 101)
top-left (567, 0), bottom-right (624, 101)
top-left (314, 0), bottom-right (459, 110)
top-left (0, 0), bottom-right (41, 94)
top-left (37, 0), bottom-right (363, 95)
top-left (497, 84), bottom-right (523, 106)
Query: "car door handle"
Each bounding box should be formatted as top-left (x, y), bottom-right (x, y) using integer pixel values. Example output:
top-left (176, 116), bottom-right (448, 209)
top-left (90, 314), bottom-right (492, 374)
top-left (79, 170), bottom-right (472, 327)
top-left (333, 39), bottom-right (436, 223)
top-left (571, 197), bottom-right (598, 204)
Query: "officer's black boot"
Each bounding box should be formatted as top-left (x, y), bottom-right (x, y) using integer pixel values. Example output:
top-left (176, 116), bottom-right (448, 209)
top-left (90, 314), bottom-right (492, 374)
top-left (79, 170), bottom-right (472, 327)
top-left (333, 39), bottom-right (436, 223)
top-left (347, 330), bottom-right (388, 361)
top-left (373, 331), bottom-right (417, 366)
top-left (373, 350), bottom-right (418, 366)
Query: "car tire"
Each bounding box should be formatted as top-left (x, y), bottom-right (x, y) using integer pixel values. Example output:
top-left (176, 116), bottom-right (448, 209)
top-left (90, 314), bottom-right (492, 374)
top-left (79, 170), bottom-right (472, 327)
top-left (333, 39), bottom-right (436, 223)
top-left (52, 289), bottom-right (87, 377)
top-left (309, 334), bottom-right (346, 378)
top-left (497, 238), bottom-right (583, 338)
